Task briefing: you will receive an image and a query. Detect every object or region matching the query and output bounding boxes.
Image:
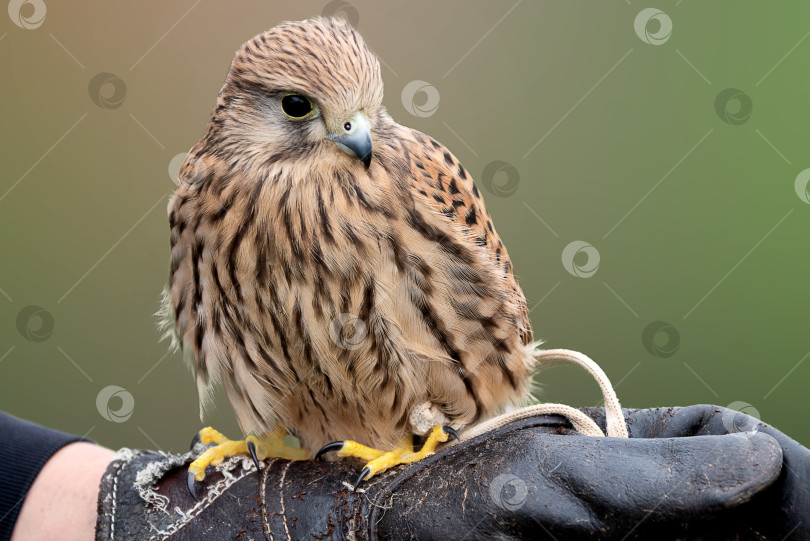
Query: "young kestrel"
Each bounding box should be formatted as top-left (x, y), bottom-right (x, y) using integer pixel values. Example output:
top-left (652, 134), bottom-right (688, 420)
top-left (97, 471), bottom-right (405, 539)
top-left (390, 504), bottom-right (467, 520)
top-left (162, 17), bottom-right (537, 492)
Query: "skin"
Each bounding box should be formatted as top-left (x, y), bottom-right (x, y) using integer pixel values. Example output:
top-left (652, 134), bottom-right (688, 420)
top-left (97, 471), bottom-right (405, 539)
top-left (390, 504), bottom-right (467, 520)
top-left (10, 443), bottom-right (114, 541)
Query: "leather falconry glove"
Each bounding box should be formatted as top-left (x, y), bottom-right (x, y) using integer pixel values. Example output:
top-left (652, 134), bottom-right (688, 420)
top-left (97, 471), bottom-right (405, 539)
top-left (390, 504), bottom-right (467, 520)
top-left (94, 404), bottom-right (809, 541)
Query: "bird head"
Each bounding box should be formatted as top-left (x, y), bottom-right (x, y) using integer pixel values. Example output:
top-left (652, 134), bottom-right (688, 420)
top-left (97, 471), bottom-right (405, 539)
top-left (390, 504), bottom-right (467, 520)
top-left (209, 18), bottom-right (384, 171)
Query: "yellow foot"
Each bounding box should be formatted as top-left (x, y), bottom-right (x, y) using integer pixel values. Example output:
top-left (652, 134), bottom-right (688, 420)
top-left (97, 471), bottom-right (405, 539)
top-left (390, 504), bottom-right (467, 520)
top-left (187, 425), bottom-right (308, 498)
top-left (315, 426), bottom-right (459, 490)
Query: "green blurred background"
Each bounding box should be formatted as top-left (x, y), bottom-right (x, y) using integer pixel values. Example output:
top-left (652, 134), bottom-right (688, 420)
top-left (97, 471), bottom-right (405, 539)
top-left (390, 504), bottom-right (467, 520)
top-left (1, 1), bottom-right (808, 452)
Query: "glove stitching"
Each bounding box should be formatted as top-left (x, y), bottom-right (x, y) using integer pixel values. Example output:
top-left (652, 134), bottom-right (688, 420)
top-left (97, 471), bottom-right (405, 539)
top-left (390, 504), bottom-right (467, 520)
top-left (107, 453), bottom-right (129, 541)
top-left (259, 459), bottom-right (278, 541)
top-left (106, 449), bottom-right (150, 540)
top-left (109, 458), bottom-right (121, 540)
top-left (279, 461), bottom-right (293, 541)
top-left (145, 456), bottom-right (258, 540)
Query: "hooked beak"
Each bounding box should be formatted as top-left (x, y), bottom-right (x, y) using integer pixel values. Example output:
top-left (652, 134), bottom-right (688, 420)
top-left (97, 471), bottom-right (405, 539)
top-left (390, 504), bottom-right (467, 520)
top-left (327, 112), bottom-right (373, 168)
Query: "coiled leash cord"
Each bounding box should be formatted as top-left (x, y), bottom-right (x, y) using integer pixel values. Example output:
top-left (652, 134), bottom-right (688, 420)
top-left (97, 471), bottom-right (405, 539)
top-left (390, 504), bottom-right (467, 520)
top-left (459, 348), bottom-right (629, 442)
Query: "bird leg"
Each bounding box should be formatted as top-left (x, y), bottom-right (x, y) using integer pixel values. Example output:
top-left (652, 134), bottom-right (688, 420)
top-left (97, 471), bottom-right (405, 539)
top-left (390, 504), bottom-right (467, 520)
top-left (316, 425), bottom-right (459, 491)
top-left (187, 425), bottom-right (308, 498)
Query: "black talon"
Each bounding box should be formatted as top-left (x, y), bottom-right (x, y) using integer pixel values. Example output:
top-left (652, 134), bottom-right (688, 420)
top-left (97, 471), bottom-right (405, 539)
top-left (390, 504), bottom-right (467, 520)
top-left (247, 439), bottom-right (261, 472)
top-left (353, 466), bottom-right (371, 492)
top-left (187, 472), bottom-right (199, 501)
top-left (189, 432), bottom-right (201, 451)
top-left (315, 441), bottom-right (345, 461)
top-left (442, 426), bottom-right (461, 442)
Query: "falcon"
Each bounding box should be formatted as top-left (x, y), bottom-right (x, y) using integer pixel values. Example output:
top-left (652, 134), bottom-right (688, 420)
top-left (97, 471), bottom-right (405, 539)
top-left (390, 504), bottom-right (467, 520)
top-left (161, 17), bottom-right (537, 492)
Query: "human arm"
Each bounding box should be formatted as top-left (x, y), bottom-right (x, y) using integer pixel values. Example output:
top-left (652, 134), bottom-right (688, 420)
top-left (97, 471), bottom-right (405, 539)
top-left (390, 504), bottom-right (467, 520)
top-left (0, 413), bottom-right (114, 541)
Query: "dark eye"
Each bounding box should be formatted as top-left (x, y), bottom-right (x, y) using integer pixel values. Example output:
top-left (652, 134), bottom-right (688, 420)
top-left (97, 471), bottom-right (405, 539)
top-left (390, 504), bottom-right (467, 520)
top-left (280, 94), bottom-right (314, 119)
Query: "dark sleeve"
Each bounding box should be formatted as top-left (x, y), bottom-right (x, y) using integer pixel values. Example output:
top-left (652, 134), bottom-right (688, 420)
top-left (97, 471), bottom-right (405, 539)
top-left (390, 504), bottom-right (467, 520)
top-left (0, 412), bottom-right (91, 541)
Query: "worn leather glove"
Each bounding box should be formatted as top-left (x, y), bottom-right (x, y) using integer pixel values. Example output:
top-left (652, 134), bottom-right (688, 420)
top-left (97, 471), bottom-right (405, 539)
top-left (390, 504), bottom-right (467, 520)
top-left (94, 405), bottom-right (808, 540)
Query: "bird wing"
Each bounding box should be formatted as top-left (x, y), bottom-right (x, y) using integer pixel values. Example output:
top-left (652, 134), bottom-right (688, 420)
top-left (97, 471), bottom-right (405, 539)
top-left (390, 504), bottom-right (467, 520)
top-left (400, 128), bottom-right (533, 346)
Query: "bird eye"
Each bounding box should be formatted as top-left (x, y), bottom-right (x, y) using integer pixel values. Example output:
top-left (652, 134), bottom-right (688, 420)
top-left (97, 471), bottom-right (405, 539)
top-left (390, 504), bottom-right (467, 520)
top-left (280, 94), bottom-right (314, 119)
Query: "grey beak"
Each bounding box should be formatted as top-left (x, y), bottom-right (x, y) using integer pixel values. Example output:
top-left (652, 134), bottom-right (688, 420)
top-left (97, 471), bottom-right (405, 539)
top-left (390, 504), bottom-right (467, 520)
top-left (334, 130), bottom-right (373, 168)
top-left (328, 112), bottom-right (373, 169)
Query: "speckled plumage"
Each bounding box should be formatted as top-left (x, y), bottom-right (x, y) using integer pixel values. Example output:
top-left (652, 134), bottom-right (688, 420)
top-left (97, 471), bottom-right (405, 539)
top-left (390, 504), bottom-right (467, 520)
top-left (162, 17), bottom-right (536, 453)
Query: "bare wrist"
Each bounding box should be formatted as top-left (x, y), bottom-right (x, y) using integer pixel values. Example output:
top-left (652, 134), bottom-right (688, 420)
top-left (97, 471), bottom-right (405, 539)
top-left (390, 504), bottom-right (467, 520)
top-left (11, 442), bottom-right (115, 541)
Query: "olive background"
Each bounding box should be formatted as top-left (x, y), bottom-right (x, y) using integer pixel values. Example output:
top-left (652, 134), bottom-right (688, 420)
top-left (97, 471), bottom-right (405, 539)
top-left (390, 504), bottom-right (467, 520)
top-left (1, 1), bottom-right (808, 452)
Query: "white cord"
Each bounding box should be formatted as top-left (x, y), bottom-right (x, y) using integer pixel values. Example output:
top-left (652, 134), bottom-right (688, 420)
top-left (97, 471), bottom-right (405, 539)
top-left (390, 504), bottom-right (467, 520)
top-left (459, 348), bottom-right (629, 442)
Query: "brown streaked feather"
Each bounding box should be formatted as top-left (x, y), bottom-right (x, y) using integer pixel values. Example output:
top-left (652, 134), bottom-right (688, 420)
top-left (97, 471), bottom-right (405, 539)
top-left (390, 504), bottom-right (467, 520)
top-left (402, 131), bottom-right (533, 348)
